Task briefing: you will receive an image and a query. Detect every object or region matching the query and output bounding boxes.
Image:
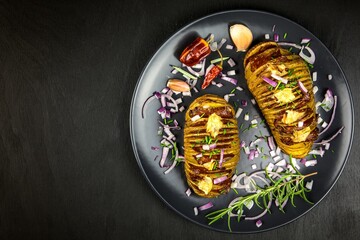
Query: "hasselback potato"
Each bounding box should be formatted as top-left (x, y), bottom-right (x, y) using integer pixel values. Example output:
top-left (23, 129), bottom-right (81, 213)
top-left (184, 94), bottom-right (240, 198)
top-left (244, 41), bottom-right (318, 158)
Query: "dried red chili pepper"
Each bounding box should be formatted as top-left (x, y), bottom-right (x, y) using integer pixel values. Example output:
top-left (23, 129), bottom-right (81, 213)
top-left (201, 64), bottom-right (222, 89)
top-left (179, 37), bottom-right (211, 67)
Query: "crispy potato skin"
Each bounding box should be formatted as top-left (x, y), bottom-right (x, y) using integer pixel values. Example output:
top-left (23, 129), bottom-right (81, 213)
top-left (244, 42), bottom-right (318, 158)
top-left (184, 94), bottom-right (240, 198)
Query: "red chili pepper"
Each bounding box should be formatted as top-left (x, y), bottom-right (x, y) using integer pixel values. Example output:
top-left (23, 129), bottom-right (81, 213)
top-left (201, 65), bottom-right (222, 89)
top-left (179, 37), bottom-right (211, 67)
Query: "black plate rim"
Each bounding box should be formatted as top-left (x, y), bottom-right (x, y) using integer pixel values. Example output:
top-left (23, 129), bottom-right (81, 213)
top-left (129, 9), bottom-right (354, 233)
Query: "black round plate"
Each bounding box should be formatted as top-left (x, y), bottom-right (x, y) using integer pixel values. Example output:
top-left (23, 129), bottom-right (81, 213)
top-left (130, 10), bottom-right (353, 233)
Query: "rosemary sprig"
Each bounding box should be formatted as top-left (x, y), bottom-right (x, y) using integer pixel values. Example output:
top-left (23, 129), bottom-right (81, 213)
top-left (206, 171), bottom-right (317, 231)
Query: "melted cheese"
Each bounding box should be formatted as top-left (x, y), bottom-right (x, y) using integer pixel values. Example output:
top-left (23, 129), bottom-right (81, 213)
top-left (282, 110), bottom-right (305, 124)
top-left (274, 88), bottom-right (296, 103)
top-left (197, 176), bottom-right (213, 195)
top-left (203, 160), bottom-right (215, 170)
top-left (206, 113), bottom-right (223, 138)
top-left (292, 126), bottom-right (311, 142)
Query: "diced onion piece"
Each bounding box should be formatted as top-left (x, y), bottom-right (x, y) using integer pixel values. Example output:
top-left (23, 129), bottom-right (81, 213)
top-left (179, 106), bottom-right (185, 112)
top-left (273, 156), bottom-right (281, 162)
top-left (251, 164), bottom-right (257, 170)
top-left (324, 143), bottom-right (330, 150)
top-left (309, 148), bottom-right (324, 157)
top-left (217, 38), bottom-right (227, 50)
top-left (305, 160), bottom-right (317, 167)
top-left (265, 33), bottom-right (270, 39)
top-left (159, 147), bottom-right (170, 167)
top-left (266, 163), bottom-right (275, 172)
top-left (268, 136), bottom-right (276, 151)
top-left (235, 108), bottom-right (243, 118)
top-left (270, 150), bottom-right (276, 157)
top-left (312, 71), bottom-right (317, 81)
top-left (298, 80), bottom-right (308, 93)
top-left (191, 114), bottom-right (201, 122)
top-left (213, 176), bottom-right (228, 184)
top-left (299, 46), bottom-right (316, 64)
top-left (186, 188), bottom-right (191, 196)
top-left (305, 180), bottom-right (313, 190)
top-left (321, 121), bottom-right (328, 128)
top-left (225, 44), bottom-right (234, 50)
top-left (240, 140), bottom-right (246, 148)
top-left (271, 73), bottom-right (288, 84)
top-left (244, 113), bottom-right (249, 121)
top-left (195, 153), bottom-right (203, 159)
top-left (328, 74), bottom-right (333, 80)
top-left (236, 86), bottom-right (243, 91)
top-left (275, 146), bottom-right (281, 155)
top-left (313, 86), bottom-right (318, 94)
top-left (219, 149), bottom-right (225, 168)
top-left (262, 76), bottom-right (277, 87)
top-left (244, 146), bottom-right (250, 155)
top-left (251, 99), bottom-right (256, 105)
top-left (321, 89), bottom-right (334, 112)
top-left (227, 58), bottom-right (236, 67)
top-left (272, 25), bottom-right (276, 32)
top-left (274, 33), bottom-right (279, 42)
top-left (194, 207), bottom-right (199, 216)
top-left (227, 70), bottom-right (236, 76)
top-left (244, 200), bottom-right (254, 210)
top-left (202, 144), bottom-right (210, 150)
top-left (276, 167), bottom-right (284, 173)
top-left (216, 83), bottom-right (223, 88)
top-left (256, 220), bottom-right (263, 228)
top-left (221, 76), bottom-right (238, 85)
top-left (301, 38), bottom-right (311, 44)
top-left (298, 121), bottom-right (304, 127)
top-left (198, 202), bottom-right (214, 211)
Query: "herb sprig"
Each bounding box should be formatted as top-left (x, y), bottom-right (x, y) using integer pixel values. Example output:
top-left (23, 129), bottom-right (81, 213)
top-left (205, 171), bottom-right (317, 231)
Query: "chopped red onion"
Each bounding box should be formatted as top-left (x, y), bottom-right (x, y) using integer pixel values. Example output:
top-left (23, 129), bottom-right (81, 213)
top-left (273, 156), bottom-right (281, 162)
top-left (321, 89), bottom-right (334, 112)
top-left (267, 136), bottom-right (275, 151)
top-left (195, 153), bottom-right (203, 159)
top-left (159, 147), bottom-right (170, 167)
top-left (241, 100), bottom-right (248, 107)
top-left (227, 58), bottom-right (236, 67)
top-left (198, 202), bottom-right (214, 211)
top-left (244, 146), bottom-right (250, 155)
top-left (256, 220), bottom-right (263, 228)
top-left (240, 140), bottom-right (246, 148)
top-left (185, 188), bottom-right (191, 196)
top-left (313, 86), bottom-right (319, 94)
top-left (275, 146), bottom-right (281, 155)
top-left (271, 73), bottom-right (288, 84)
top-left (305, 160), bottom-right (317, 167)
top-left (309, 147), bottom-right (324, 157)
top-left (221, 76), bottom-right (238, 85)
top-left (274, 33), bottom-right (279, 42)
top-left (314, 126), bottom-right (344, 145)
top-left (262, 76), bottom-right (277, 87)
top-left (248, 150), bottom-right (256, 160)
top-left (219, 149), bottom-right (225, 168)
top-left (299, 46), bottom-right (315, 64)
top-left (278, 42), bottom-right (302, 49)
top-left (300, 158), bottom-right (307, 165)
top-left (266, 163), bottom-right (275, 172)
top-left (151, 146), bottom-right (160, 151)
top-left (214, 176), bottom-right (228, 184)
top-left (301, 38), bottom-right (311, 44)
top-left (179, 106), bottom-right (185, 112)
top-left (298, 80), bottom-right (308, 93)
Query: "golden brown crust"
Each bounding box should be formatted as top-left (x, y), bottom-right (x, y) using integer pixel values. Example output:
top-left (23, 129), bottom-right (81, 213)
top-left (244, 42), bottom-right (318, 158)
top-left (184, 94), bottom-right (240, 198)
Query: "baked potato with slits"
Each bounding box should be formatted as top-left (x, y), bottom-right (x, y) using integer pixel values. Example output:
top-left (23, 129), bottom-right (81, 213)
top-left (244, 41), bottom-right (318, 158)
top-left (184, 94), bottom-right (240, 198)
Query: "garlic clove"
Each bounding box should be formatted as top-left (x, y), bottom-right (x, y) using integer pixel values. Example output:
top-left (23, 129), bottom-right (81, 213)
top-left (167, 79), bottom-right (190, 92)
top-left (229, 24), bottom-right (253, 52)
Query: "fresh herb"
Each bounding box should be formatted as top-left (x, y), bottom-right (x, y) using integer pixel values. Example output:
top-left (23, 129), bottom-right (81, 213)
top-left (206, 171), bottom-right (317, 231)
top-left (289, 47), bottom-right (293, 52)
top-left (210, 56), bottom-right (230, 64)
top-left (223, 129), bottom-right (227, 135)
top-left (287, 68), bottom-right (295, 76)
top-left (230, 88), bottom-right (236, 94)
top-left (232, 188), bottom-right (239, 195)
top-left (283, 33), bottom-right (288, 39)
top-left (171, 65), bottom-right (197, 80)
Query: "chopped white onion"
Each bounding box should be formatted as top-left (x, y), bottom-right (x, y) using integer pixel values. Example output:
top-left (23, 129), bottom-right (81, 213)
top-left (227, 58), bottom-right (236, 67)
top-left (270, 150), bottom-right (276, 157)
top-left (185, 188), bottom-right (191, 196)
top-left (328, 74), bottom-right (333, 80)
top-left (305, 160), bottom-right (317, 167)
top-left (251, 164), bottom-right (257, 170)
top-left (235, 107), bottom-right (243, 118)
top-left (266, 163), bottom-right (275, 172)
top-left (225, 44), bottom-right (234, 50)
top-left (265, 33), bottom-right (270, 39)
top-left (191, 115), bottom-right (201, 122)
top-left (273, 156), bottom-right (282, 162)
top-left (313, 86), bottom-right (318, 94)
top-left (194, 207), bottom-right (199, 216)
top-left (298, 121), bottom-right (304, 127)
top-left (236, 86), bottom-right (243, 91)
top-left (312, 71), bottom-right (317, 81)
top-left (227, 70), bottom-right (236, 76)
top-left (305, 180), bottom-right (313, 190)
top-left (244, 113), bottom-right (249, 121)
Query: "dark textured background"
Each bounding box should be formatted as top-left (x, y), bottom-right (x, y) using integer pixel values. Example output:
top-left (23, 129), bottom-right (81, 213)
top-left (0, 0), bottom-right (359, 239)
